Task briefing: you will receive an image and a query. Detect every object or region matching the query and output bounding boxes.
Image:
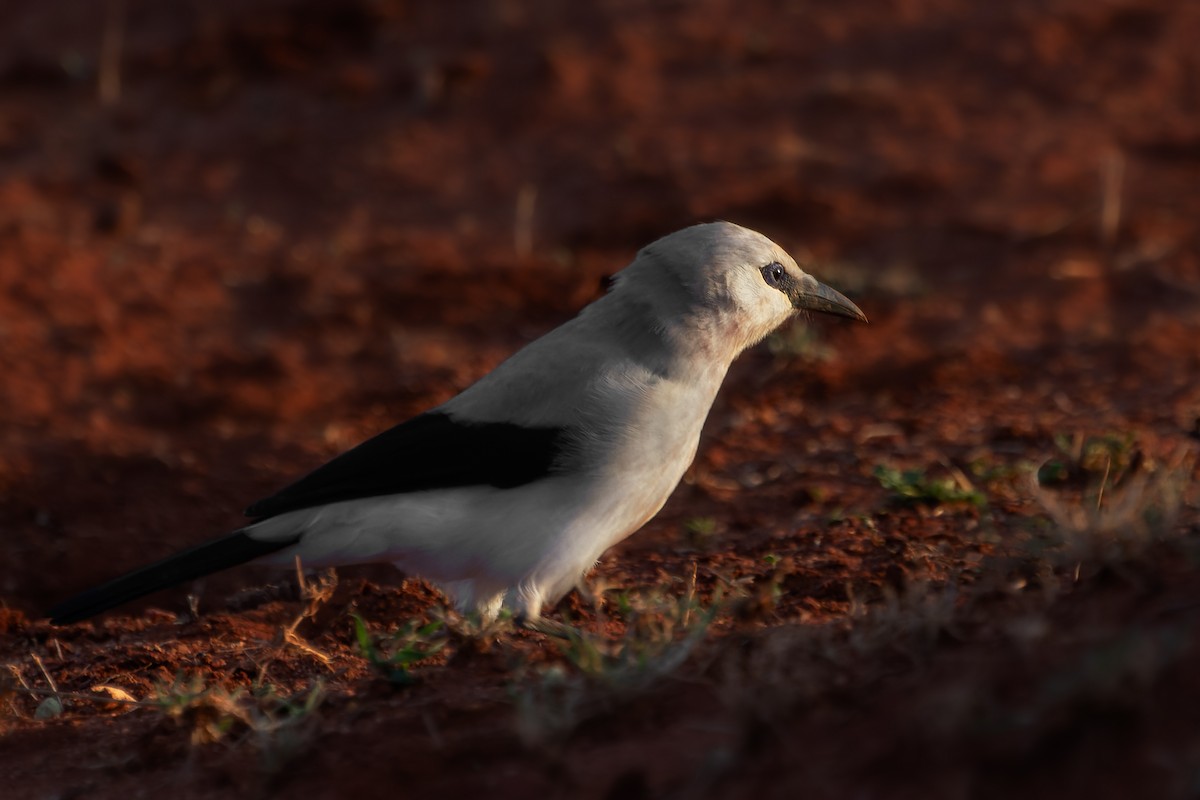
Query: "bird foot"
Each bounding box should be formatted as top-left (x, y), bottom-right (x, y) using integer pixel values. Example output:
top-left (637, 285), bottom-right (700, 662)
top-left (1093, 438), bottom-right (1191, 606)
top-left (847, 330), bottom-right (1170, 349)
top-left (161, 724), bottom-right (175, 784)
top-left (514, 612), bottom-right (576, 640)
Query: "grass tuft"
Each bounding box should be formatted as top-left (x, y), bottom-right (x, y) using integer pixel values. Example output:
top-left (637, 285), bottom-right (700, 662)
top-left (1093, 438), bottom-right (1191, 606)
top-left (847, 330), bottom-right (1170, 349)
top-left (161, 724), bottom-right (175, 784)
top-left (1031, 437), bottom-right (1195, 566)
top-left (352, 614), bottom-right (447, 686)
top-left (875, 464), bottom-right (986, 507)
top-left (150, 673), bottom-right (325, 772)
top-left (514, 572), bottom-right (720, 746)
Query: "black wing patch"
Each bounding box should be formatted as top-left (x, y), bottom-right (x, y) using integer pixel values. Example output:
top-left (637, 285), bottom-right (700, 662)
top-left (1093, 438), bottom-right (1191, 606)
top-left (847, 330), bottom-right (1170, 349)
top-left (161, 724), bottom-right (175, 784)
top-left (244, 411), bottom-right (569, 520)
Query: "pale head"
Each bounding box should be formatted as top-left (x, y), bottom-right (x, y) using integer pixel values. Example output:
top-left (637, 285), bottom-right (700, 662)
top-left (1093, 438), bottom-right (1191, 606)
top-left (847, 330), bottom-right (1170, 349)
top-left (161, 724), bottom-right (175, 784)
top-left (616, 221), bottom-right (866, 358)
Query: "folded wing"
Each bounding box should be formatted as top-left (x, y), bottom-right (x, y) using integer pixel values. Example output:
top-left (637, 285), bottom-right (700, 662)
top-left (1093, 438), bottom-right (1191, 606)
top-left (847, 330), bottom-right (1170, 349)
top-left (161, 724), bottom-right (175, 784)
top-left (245, 411), bottom-right (570, 519)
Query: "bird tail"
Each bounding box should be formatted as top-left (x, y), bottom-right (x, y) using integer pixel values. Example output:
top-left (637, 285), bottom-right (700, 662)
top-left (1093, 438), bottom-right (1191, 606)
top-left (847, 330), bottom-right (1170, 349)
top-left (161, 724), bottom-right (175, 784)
top-left (47, 530), bottom-right (300, 625)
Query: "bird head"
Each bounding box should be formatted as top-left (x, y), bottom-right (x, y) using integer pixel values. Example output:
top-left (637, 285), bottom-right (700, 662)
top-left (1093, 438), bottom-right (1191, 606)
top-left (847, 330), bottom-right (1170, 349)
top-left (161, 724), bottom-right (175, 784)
top-left (621, 221), bottom-right (867, 358)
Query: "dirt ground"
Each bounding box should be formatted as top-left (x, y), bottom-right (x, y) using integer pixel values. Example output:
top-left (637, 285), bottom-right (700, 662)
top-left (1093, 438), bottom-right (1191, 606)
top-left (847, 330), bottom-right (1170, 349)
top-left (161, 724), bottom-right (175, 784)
top-left (2, 0), bottom-right (1200, 797)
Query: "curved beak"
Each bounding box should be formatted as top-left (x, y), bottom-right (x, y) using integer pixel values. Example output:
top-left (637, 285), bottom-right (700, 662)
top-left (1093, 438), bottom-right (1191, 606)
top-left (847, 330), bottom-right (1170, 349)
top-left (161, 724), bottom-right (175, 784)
top-left (791, 276), bottom-right (868, 323)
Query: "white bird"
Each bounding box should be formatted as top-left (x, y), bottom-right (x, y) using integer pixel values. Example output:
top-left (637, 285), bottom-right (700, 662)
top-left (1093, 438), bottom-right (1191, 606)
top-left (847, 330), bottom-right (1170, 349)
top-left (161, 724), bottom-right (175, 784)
top-left (48, 221), bottom-right (866, 627)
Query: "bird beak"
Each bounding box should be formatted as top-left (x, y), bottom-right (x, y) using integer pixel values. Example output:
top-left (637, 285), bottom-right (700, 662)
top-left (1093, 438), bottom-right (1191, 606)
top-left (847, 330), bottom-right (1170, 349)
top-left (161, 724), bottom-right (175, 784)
top-left (791, 276), bottom-right (868, 323)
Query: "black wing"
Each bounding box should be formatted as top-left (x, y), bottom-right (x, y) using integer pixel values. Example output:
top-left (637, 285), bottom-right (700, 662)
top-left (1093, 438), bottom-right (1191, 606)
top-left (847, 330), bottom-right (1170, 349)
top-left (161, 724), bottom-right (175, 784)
top-left (244, 411), bottom-right (570, 520)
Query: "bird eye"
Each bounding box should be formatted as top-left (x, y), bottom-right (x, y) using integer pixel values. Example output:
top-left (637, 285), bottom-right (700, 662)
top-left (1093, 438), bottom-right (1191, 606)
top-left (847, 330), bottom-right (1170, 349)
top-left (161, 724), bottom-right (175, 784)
top-left (761, 262), bottom-right (786, 288)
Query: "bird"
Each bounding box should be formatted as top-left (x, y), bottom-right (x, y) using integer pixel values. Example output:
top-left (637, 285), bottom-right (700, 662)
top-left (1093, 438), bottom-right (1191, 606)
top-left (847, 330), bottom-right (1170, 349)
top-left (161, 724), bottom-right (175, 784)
top-left (47, 221), bottom-right (866, 627)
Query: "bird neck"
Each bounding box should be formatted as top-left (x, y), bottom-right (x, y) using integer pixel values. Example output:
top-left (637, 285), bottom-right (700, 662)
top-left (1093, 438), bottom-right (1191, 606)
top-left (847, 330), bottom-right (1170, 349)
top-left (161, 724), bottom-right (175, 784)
top-left (584, 289), bottom-right (741, 387)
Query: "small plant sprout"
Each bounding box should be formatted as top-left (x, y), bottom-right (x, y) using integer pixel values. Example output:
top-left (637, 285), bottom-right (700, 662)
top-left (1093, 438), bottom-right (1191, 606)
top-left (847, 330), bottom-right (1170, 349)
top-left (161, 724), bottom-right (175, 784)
top-left (874, 463), bottom-right (986, 508)
top-left (682, 516), bottom-right (722, 549)
top-left (352, 615), bottom-right (447, 686)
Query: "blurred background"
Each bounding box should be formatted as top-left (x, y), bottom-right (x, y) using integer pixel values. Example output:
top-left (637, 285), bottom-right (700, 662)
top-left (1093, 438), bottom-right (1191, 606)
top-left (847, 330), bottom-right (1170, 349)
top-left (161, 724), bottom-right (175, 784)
top-left (1, 0), bottom-right (1198, 610)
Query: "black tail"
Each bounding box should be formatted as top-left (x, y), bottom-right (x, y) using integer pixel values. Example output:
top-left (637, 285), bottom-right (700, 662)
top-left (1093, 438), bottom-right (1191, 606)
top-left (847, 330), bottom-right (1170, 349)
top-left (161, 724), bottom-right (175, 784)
top-left (47, 531), bottom-right (300, 625)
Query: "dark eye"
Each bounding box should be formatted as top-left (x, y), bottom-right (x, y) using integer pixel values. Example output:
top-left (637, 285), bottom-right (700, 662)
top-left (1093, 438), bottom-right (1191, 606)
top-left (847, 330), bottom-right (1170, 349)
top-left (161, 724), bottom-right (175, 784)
top-left (761, 262), bottom-right (786, 288)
